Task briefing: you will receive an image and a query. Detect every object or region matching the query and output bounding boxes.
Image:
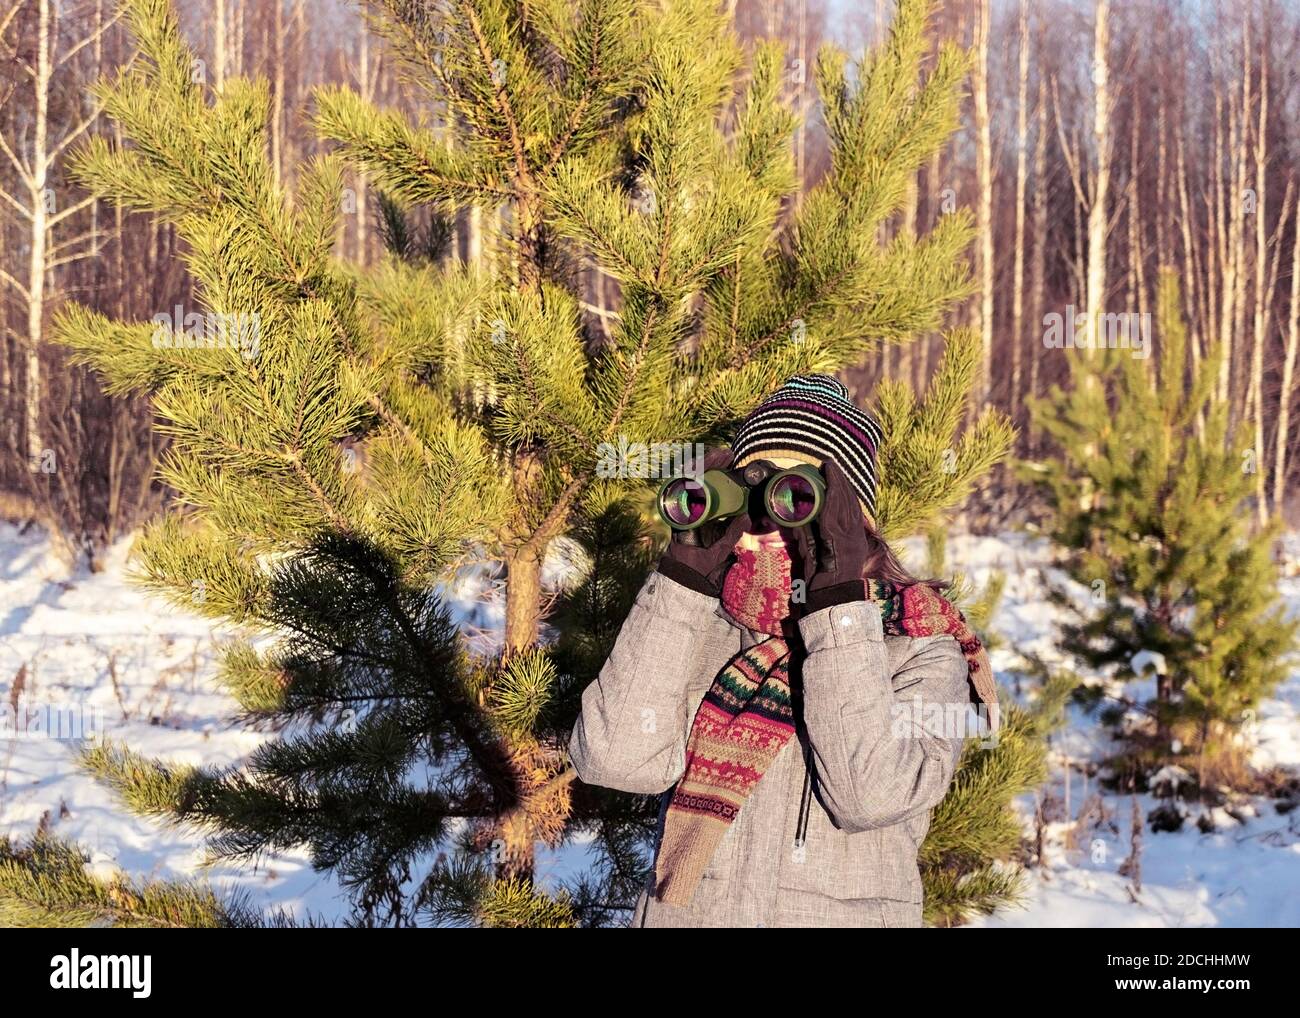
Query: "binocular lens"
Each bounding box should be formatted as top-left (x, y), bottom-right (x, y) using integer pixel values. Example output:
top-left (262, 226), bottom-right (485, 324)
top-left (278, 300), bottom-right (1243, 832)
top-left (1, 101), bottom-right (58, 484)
top-left (767, 472), bottom-right (818, 525)
top-left (654, 461), bottom-right (823, 530)
top-left (659, 477), bottom-right (709, 527)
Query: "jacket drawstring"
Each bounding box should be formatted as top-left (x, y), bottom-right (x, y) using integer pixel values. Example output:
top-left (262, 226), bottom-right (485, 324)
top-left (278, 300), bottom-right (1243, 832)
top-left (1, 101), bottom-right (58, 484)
top-left (795, 739), bottom-right (813, 847)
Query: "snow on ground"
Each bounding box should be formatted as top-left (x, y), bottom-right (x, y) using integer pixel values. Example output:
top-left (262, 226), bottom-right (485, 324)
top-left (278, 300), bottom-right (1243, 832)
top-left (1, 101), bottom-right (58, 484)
top-left (0, 522), bottom-right (349, 922)
top-left (0, 521), bottom-right (588, 924)
top-left (2, 521), bottom-right (1299, 926)
top-left (925, 531), bottom-right (1300, 929)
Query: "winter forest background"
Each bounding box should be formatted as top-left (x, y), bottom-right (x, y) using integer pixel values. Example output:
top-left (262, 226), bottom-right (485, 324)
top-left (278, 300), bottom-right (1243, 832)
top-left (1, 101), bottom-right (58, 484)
top-left (1, 0), bottom-right (1299, 927)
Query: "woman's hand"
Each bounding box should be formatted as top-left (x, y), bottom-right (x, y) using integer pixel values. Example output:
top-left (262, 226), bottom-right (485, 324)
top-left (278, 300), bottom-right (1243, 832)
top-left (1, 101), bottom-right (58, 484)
top-left (789, 458), bottom-right (868, 617)
top-left (656, 447), bottom-right (751, 597)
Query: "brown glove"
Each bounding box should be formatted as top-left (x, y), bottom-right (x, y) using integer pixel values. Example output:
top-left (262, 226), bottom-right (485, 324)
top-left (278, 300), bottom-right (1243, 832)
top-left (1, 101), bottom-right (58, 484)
top-left (788, 458), bottom-right (868, 619)
top-left (656, 447), bottom-right (752, 598)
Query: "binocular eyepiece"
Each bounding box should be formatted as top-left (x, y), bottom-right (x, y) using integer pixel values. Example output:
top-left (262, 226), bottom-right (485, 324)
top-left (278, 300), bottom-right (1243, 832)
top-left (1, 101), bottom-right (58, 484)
top-left (655, 460), bottom-right (825, 531)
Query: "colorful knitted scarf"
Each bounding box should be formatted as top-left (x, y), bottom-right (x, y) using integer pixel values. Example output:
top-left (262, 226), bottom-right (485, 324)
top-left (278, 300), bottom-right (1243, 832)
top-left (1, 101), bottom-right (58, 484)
top-left (651, 530), bottom-right (1000, 908)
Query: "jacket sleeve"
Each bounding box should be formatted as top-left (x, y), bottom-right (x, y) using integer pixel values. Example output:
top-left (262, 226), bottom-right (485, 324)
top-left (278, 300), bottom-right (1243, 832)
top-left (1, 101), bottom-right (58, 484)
top-left (796, 599), bottom-right (970, 833)
top-left (567, 569), bottom-right (739, 796)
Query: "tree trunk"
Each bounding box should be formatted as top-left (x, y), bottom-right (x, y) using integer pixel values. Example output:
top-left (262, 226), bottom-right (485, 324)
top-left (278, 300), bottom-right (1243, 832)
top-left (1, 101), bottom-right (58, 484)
top-left (1084, 0), bottom-right (1110, 360)
top-left (1229, 19), bottom-right (1251, 432)
top-left (973, 0), bottom-right (993, 401)
top-left (214, 0), bottom-right (227, 90)
top-left (1127, 105), bottom-right (1146, 323)
top-left (1028, 62), bottom-right (1046, 454)
top-left (1275, 191), bottom-right (1300, 516)
top-left (921, 146), bottom-right (941, 389)
top-left (25, 0), bottom-right (52, 472)
top-left (1249, 29), bottom-right (1268, 523)
top-left (1010, 0), bottom-right (1028, 441)
top-left (503, 546), bottom-right (543, 654)
top-left (356, 19), bottom-right (371, 264)
top-left (503, 451), bottom-right (547, 653)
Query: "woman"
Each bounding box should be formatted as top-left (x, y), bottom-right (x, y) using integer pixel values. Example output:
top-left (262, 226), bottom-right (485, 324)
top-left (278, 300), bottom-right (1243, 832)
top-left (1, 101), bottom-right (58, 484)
top-left (568, 375), bottom-right (1000, 928)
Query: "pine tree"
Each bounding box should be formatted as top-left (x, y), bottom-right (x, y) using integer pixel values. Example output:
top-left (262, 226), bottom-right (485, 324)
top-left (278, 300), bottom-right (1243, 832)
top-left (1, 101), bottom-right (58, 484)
top-left (0, 831), bottom-right (289, 927)
top-left (1028, 269), bottom-right (1297, 779)
top-left (22, 0), bottom-right (1018, 926)
top-left (923, 525), bottom-right (1005, 651)
top-left (905, 523), bottom-right (1068, 926)
top-left (920, 679), bottom-right (1070, 926)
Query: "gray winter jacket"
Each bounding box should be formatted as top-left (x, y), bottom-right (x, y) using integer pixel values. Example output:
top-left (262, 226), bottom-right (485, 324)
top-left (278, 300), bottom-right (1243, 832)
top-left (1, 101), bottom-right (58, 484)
top-left (567, 568), bottom-right (973, 928)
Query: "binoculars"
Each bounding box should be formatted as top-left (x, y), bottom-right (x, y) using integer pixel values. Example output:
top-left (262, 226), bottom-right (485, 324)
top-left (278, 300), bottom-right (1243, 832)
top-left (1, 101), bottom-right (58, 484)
top-left (655, 459), bottom-right (826, 531)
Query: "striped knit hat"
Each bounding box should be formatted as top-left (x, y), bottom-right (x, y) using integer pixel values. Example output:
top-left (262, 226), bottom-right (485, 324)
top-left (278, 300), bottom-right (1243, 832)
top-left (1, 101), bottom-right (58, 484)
top-left (731, 374), bottom-right (884, 518)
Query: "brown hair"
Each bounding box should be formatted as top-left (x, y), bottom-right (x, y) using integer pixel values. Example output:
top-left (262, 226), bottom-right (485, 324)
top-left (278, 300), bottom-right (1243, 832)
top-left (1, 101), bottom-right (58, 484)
top-left (859, 512), bottom-right (949, 593)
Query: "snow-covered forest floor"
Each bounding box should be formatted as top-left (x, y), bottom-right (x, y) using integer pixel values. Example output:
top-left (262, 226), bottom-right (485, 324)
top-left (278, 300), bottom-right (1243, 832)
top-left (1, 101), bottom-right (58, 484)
top-left (945, 532), bottom-right (1300, 929)
top-left (1, 521), bottom-right (1297, 927)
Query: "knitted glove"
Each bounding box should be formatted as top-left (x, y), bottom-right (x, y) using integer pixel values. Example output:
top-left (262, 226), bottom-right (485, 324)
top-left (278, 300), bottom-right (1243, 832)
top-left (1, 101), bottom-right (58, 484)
top-left (656, 447), bottom-right (751, 598)
top-left (789, 458), bottom-right (868, 618)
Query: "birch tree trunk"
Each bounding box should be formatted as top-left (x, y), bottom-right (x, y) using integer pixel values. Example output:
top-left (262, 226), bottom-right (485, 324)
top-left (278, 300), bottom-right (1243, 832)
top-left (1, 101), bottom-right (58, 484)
top-left (921, 145), bottom-right (941, 388)
top-left (1128, 108), bottom-right (1146, 322)
top-left (1275, 192), bottom-right (1300, 516)
top-left (271, 0), bottom-right (284, 182)
top-left (0, 0), bottom-right (117, 475)
top-left (1248, 30), bottom-right (1268, 523)
top-left (973, 0), bottom-right (993, 401)
top-left (25, 0), bottom-right (53, 471)
top-left (1260, 183), bottom-right (1292, 514)
top-left (1217, 22), bottom-right (1248, 418)
top-left (1028, 65), bottom-right (1047, 454)
top-left (1010, 0), bottom-right (1028, 438)
top-left (1084, 0), bottom-right (1111, 359)
top-left (232, 0), bottom-right (244, 78)
top-left (1176, 131), bottom-right (1201, 375)
top-left (356, 19), bottom-right (371, 264)
top-left (1229, 29), bottom-right (1251, 431)
top-left (214, 0), bottom-right (226, 90)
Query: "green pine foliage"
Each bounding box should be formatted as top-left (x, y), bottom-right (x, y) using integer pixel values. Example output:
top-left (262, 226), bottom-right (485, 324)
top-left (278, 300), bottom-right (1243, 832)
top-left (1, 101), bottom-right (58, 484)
top-left (920, 673), bottom-right (1071, 927)
top-left (1027, 269), bottom-right (1297, 775)
top-left (908, 525), bottom-right (1066, 926)
top-left (29, 0), bottom-right (1019, 927)
top-left (0, 831), bottom-right (276, 928)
